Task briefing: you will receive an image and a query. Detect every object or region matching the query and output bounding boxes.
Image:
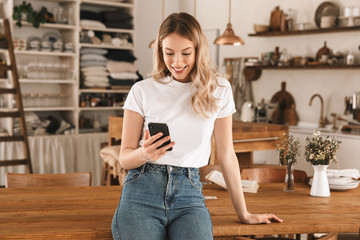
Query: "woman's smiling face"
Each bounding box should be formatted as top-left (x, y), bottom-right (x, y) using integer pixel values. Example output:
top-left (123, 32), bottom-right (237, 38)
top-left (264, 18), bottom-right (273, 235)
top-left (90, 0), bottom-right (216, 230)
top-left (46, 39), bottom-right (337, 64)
top-left (162, 33), bottom-right (196, 83)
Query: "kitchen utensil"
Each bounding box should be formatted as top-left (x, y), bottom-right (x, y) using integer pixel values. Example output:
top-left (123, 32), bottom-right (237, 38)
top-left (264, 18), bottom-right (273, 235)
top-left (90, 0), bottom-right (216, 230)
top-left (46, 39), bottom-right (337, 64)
top-left (253, 24), bottom-right (270, 33)
top-left (270, 82), bottom-right (298, 125)
top-left (240, 101), bottom-right (255, 122)
top-left (270, 6), bottom-right (283, 31)
top-left (243, 67), bottom-right (261, 81)
top-left (315, 2), bottom-right (340, 28)
top-left (316, 41), bottom-right (332, 61)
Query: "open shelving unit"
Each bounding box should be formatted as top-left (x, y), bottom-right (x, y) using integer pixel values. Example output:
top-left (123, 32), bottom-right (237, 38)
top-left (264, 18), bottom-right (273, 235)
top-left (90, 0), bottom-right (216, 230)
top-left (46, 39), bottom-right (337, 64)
top-left (247, 25), bottom-right (360, 75)
top-left (248, 26), bottom-right (360, 37)
top-left (0, 0), bottom-right (136, 135)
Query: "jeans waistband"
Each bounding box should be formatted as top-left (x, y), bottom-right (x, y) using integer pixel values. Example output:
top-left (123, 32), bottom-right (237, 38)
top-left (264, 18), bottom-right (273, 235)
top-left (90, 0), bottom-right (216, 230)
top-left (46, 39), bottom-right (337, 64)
top-left (137, 163), bottom-right (199, 175)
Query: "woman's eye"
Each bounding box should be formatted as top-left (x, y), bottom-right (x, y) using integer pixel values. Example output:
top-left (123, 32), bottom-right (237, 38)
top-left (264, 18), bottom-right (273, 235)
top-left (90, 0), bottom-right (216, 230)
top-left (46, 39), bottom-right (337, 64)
top-left (183, 52), bottom-right (191, 56)
top-left (165, 52), bottom-right (174, 56)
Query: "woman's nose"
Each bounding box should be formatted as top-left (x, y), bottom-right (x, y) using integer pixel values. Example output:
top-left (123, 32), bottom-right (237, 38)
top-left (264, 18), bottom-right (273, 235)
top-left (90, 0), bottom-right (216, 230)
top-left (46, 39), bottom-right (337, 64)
top-left (174, 54), bottom-right (184, 65)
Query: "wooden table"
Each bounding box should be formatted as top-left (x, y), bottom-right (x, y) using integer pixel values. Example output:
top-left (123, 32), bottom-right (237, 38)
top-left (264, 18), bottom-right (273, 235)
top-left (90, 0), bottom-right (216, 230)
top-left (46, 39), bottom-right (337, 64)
top-left (0, 183), bottom-right (359, 239)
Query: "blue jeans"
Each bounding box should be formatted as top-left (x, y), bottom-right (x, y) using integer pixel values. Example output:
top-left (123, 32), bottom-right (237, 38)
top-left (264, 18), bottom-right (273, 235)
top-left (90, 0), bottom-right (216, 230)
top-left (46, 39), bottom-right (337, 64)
top-left (112, 163), bottom-right (213, 240)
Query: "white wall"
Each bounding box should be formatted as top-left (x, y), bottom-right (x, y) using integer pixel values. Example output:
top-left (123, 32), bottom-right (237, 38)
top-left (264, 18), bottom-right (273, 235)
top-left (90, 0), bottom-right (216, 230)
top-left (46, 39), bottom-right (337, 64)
top-left (135, 0), bottom-right (360, 125)
top-left (135, 0), bottom-right (179, 78)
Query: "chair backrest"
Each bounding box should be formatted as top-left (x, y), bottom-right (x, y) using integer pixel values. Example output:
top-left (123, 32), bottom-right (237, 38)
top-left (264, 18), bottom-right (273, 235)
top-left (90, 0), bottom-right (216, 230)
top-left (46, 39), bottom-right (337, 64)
top-left (6, 172), bottom-right (92, 188)
top-left (320, 233), bottom-right (337, 240)
top-left (233, 233), bottom-right (337, 240)
top-left (108, 116), bottom-right (123, 146)
top-left (241, 167), bottom-right (308, 184)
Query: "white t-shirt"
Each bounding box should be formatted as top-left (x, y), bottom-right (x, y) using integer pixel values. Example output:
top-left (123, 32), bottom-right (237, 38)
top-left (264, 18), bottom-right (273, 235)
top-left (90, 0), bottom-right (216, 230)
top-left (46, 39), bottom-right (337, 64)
top-left (123, 76), bottom-right (236, 168)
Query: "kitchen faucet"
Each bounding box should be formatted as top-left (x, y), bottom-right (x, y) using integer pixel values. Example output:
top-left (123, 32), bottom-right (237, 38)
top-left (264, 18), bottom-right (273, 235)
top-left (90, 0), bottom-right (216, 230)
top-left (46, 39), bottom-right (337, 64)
top-left (309, 94), bottom-right (329, 128)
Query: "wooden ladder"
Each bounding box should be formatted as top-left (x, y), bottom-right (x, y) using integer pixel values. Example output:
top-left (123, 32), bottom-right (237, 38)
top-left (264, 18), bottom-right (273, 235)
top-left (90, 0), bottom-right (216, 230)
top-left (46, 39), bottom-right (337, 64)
top-left (0, 19), bottom-right (32, 173)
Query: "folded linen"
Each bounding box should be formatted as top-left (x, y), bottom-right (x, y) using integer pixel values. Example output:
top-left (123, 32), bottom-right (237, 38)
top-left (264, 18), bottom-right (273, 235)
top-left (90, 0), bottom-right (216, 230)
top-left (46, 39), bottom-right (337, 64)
top-left (81, 54), bottom-right (107, 61)
top-left (101, 10), bottom-right (133, 22)
top-left (80, 19), bottom-right (106, 29)
top-left (80, 60), bottom-right (107, 68)
top-left (104, 21), bottom-right (133, 30)
top-left (80, 48), bottom-right (108, 55)
top-left (81, 66), bottom-right (107, 72)
top-left (84, 76), bottom-right (109, 83)
top-left (110, 72), bottom-right (138, 80)
top-left (82, 71), bottom-right (108, 77)
top-left (106, 50), bottom-right (136, 62)
top-left (80, 10), bottom-right (103, 21)
top-left (108, 77), bottom-right (136, 86)
top-left (83, 81), bottom-right (109, 88)
top-left (107, 60), bottom-right (137, 73)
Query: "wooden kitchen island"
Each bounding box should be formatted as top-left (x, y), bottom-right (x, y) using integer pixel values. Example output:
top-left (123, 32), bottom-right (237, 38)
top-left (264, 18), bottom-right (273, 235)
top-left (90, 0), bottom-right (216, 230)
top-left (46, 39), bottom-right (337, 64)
top-left (211, 121), bottom-right (289, 169)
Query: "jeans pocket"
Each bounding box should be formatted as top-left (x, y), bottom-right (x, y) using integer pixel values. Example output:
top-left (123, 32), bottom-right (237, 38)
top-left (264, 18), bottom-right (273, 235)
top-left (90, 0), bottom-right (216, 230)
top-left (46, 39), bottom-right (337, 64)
top-left (123, 169), bottom-right (142, 186)
top-left (188, 172), bottom-right (203, 189)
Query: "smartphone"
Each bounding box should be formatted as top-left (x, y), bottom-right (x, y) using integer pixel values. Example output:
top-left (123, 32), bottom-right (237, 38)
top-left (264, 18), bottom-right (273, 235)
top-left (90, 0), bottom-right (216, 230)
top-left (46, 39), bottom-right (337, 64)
top-left (148, 122), bottom-right (172, 151)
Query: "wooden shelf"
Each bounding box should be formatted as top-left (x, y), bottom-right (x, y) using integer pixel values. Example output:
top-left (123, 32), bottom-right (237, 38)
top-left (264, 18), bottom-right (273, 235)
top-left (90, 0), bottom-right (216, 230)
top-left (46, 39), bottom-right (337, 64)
top-left (80, 43), bottom-right (133, 50)
top-left (81, 0), bottom-right (134, 8)
top-left (245, 64), bottom-right (360, 70)
top-left (80, 26), bottom-right (134, 34)
top-left (24, 107), bottom-right (75, 111)
top-left (18, 21), bottom-right (76, 30)
top-left (248, 26), bottom-right (360, 37)
top-left (15, 50), bottom-right (76, 57)
top-left (20, 79), bottom-right (76, 84)
top-left (79, 106), bottom-right (123, 111)
top-left (80, 88), bottom-right (130, 93)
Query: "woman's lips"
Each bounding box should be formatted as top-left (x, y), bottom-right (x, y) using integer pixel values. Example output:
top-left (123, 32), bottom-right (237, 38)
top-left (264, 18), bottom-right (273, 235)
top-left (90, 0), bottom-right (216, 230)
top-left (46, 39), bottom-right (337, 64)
top-left (172, 66), bottom-right (187, 73)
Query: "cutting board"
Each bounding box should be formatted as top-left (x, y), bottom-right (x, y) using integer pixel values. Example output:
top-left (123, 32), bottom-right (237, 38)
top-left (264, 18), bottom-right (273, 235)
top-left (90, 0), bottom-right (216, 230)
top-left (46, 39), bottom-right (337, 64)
top-left (270, 82), bottom-right (298, 125)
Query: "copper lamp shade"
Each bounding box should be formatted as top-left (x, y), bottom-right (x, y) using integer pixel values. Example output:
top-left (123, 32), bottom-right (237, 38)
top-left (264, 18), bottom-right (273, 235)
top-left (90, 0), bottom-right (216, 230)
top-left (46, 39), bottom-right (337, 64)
top-left (214, 23), bottom-right (244, 46)
top-left (148, 40), bottom-right (155, 48)
top-left (214, 0), bottom-right (244, 46)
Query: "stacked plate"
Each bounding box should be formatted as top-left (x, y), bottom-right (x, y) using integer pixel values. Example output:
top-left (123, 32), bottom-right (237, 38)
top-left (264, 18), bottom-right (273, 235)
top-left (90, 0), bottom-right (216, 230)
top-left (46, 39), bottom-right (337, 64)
top-left (309, 177), bottom-right (359, 191)
top-left (327, 177), bottom-right (359, 191)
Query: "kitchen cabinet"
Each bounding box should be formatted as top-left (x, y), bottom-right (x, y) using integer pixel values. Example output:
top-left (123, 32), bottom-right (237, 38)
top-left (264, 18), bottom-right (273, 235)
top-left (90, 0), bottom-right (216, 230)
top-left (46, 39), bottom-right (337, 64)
top-left (0, 0), bottom-right (136, 135)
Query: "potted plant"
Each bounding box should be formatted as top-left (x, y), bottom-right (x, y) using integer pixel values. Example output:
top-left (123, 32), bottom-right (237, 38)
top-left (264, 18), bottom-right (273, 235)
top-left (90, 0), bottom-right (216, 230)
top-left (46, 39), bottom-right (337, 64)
top-left (305, 130), bottom-right (340, 197)
top-left (277, 133), bottom-right (301, 192)
top-left (12, 1), bottom-right (46, 28)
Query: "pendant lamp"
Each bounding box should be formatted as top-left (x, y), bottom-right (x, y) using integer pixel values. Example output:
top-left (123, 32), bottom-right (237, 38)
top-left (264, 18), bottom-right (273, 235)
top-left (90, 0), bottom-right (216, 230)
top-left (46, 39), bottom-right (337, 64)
top-left (214, 0), bottom-right (244, 46)
top-left (149, 0), bottom-right (165, 48)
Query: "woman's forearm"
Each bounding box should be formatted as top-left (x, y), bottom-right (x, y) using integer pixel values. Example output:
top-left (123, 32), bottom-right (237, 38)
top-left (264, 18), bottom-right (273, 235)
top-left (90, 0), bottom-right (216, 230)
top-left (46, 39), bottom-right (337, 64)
top-left (119, 147), bottom-right (148, 170)
top-left (219, 152), bottom-right (249, 221)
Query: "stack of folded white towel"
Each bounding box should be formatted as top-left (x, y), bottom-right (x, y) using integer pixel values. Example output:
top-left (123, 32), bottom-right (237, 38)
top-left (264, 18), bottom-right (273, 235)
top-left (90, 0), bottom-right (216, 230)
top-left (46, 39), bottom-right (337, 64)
top-left (80, 48), bottom-right (109, 88)
top-left (106, 60), bottom-right (138, 87)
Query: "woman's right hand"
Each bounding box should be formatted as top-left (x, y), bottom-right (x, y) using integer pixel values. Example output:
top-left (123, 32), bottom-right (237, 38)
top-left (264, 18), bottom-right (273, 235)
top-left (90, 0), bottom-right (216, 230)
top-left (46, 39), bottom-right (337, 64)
top-left (141, 130), bottom-right (175, 161)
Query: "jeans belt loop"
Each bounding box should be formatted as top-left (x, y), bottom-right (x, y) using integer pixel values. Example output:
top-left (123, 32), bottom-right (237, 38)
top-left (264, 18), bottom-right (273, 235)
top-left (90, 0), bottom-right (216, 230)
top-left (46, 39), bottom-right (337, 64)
top-left (187, 167), bottom-right (191, 179)
top-left (140, 163), bottom-right (147, 174)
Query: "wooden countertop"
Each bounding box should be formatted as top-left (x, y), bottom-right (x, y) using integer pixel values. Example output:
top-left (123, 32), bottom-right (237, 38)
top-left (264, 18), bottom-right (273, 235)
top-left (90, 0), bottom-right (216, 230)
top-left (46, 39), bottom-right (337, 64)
top-left (232, 121), bottom-right (289, 140)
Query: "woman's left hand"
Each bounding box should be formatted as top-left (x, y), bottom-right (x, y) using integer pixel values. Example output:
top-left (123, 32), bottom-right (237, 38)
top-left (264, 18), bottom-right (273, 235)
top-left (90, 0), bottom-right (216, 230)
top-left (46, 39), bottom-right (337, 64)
top-left (239, 212), bottom-right (283, 224)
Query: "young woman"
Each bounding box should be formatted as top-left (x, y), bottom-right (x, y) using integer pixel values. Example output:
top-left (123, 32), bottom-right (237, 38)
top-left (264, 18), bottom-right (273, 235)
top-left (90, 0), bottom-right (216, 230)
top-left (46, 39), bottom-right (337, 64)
top-left (112, 12), bottom-right (282, 240)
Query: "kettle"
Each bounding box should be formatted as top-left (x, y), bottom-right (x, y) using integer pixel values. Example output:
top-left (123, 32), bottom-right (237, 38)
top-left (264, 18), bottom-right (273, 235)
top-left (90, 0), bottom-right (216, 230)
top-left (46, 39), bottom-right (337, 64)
top-left (240, 101), bottom-right (255, 122)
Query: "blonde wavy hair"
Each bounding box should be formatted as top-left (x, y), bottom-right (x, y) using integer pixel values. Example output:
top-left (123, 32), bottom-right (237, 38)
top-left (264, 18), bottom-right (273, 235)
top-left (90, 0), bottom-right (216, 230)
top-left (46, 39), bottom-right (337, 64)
top-left (152, 12), bottom-right (220, 119)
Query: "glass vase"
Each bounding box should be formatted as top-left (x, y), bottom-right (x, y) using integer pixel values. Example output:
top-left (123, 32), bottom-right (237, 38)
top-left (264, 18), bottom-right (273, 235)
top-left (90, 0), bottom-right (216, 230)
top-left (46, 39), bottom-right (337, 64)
top-left (283, 164), bottom-right (295, 192)
top-left (310, 165), bottom-right (330, 197)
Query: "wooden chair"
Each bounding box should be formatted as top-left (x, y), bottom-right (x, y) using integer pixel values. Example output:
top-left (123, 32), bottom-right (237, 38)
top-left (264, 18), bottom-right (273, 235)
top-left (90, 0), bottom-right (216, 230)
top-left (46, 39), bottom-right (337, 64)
top-left (100, 116), bottom-right (127, 186)
top-left (241, 167), bottom-right (308, 184)
top-left (228, 232), bottom-right (338, 240)
top-left (5, 172), bottom-right (92, 188)
top-left (240, 167), bottom-right (307, 240)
